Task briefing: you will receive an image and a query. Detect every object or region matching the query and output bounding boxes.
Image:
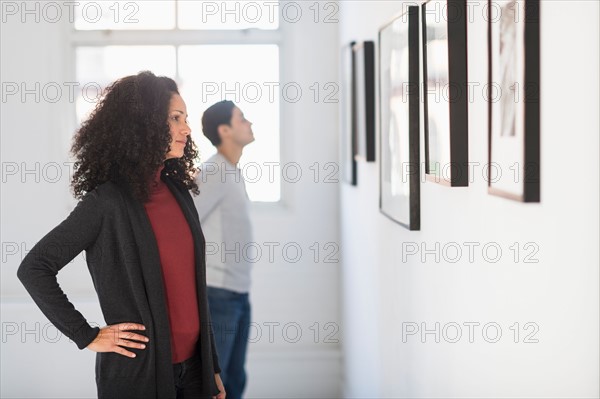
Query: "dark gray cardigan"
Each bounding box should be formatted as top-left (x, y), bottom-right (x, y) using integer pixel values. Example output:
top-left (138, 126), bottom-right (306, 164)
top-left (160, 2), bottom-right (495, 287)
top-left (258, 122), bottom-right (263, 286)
top-left (17, 174), bottom-right (221, 398)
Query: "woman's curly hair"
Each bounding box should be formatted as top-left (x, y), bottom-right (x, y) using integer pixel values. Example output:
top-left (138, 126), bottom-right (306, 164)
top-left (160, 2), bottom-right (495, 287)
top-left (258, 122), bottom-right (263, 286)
top-left (70, 71), bottom-right (199, 202)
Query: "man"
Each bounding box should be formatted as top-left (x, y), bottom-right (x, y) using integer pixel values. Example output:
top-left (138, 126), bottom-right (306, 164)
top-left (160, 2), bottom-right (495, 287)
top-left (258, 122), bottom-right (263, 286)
top-left (194, 100), bottom-right (254, 399)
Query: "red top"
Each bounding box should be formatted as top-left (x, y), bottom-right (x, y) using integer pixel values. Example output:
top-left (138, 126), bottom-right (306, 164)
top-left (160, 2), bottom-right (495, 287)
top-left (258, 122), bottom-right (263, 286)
top-left (143, 166), bottom-right (200, 363)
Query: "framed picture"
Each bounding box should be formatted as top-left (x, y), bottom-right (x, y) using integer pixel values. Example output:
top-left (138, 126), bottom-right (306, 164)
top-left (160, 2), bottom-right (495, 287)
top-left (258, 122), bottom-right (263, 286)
top-left (488, 0), bottom-right (540, 202)
top-left (422, 0), bottom-right (469, 186)
top-left (341, 41), bottom-right (357, 185)
top-left (379, 6), bottom-right (420, 230)
top-left (352, 41), bottom-right (376, 162)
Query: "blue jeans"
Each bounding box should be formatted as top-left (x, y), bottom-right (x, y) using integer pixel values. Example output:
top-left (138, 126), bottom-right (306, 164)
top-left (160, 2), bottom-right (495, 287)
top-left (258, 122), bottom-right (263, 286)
top-left (207, 287), bottom-right (251, 399)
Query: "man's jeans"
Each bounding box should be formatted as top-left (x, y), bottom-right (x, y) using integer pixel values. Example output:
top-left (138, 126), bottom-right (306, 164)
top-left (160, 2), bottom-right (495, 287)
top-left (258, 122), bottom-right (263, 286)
top-left (207, 286), bottom-right (251, 399)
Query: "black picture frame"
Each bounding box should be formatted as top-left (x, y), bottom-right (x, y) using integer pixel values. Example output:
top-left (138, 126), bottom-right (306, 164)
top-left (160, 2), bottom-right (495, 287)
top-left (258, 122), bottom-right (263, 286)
top-left (488, 0), bottom-right (540, 202)
top-left (341, 41), bottom-right (358, 186)
top-left (352, 41), bottom-right (376, 162)
top-left (379, 6), bottom-right (420, 230)
top-left (422, 0), bottom-right (469, 186)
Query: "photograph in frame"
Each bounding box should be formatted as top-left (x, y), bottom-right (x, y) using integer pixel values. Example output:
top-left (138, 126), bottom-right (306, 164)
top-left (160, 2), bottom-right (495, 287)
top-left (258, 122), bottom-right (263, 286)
top-left (488, 0), bottom-right (540, 202)
top-left (422, 0), bottom-right (469, 186)
top-left (341, 41), bottom-right (358, 185)
top-left (352, 41), bottom-right (376, 162)
top-left (379, 6), bottom-right (421, 230)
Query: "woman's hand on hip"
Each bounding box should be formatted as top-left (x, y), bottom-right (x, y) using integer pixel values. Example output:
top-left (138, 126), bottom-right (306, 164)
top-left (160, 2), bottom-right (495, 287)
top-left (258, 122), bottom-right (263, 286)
top-left (86, 323), bottom-right (149, 358)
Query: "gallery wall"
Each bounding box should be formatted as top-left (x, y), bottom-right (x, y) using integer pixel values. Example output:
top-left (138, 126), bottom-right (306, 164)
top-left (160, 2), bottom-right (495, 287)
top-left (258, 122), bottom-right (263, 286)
top-left (338, 1), bottom-right (599, 397)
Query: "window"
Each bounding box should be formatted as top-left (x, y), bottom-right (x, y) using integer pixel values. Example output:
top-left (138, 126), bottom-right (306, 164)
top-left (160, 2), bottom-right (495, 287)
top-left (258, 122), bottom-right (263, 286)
top-left (74, 1), bottom-right (176, 30)
top-left (178, 1), bottom-right (279, 30)
top-left (72, 1), bottom-right (282, 202)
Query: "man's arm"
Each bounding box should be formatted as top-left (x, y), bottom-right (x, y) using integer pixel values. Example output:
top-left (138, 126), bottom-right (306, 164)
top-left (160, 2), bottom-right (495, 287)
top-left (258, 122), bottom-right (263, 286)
top-left (193, 162), bottom-right (226, 222)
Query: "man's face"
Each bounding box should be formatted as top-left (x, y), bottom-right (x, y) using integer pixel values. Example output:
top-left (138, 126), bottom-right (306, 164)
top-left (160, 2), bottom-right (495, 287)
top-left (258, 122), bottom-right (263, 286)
top-left (227, 106), bottom-right (254, 147)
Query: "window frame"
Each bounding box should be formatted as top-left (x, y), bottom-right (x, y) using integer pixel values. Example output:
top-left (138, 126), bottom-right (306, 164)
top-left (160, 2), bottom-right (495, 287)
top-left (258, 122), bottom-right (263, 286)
top-left (67, 3), bottom-right (288, 206)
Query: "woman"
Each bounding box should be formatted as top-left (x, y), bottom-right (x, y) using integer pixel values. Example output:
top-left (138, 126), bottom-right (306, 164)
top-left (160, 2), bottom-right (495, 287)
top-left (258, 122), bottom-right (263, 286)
top-left (17, 71), bottom-right (225, 399)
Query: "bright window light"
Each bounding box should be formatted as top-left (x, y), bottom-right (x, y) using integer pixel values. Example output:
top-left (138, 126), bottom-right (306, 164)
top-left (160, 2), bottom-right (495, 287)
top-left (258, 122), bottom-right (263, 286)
top-left (178, 45), bottom-right (280, 202)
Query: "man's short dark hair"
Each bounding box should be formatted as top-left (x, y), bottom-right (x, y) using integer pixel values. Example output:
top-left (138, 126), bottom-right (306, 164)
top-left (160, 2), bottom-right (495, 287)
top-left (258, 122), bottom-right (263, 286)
top-left (202, 100), bottom-right (236, 147)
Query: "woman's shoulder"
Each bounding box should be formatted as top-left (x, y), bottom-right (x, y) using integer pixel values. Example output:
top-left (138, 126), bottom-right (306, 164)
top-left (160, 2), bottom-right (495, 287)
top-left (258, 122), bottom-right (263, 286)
top-left (163, 175), bottom-right (196, 204)
top-left (79, 181), bottom-right (126, 209)
top-left (94, 180), bottom-right (121, 194)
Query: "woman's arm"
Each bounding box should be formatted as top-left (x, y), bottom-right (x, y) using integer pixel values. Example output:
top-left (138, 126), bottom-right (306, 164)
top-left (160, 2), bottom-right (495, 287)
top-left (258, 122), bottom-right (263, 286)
top-left (17, 190), bottom-right (105, 349)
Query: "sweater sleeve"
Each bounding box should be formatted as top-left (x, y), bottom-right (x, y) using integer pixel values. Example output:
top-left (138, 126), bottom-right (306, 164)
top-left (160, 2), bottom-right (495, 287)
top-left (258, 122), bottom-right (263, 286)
top-left (208, 313), bottom-right (222, 374)
top-left (17, 190), bottom-right (104, 350)
top-left (193, 166), bottom-right (226, 222)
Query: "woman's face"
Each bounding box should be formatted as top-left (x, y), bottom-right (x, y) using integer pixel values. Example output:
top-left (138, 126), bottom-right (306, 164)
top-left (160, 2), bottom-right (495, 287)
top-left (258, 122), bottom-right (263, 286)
top-left (165, 93), bottom-right (191, 160)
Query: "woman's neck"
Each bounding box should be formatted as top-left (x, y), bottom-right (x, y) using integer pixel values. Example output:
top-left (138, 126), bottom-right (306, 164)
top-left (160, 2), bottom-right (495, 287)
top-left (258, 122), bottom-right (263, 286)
top-left (152, 164), bottom-right (166, 183)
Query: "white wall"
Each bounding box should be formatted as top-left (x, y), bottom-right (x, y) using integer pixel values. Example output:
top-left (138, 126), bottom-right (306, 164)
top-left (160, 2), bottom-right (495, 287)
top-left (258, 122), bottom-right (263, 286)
top-left (0, 2), bottom-right (341, 397)
top-left (339, 0), bottom-right (599, 398)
